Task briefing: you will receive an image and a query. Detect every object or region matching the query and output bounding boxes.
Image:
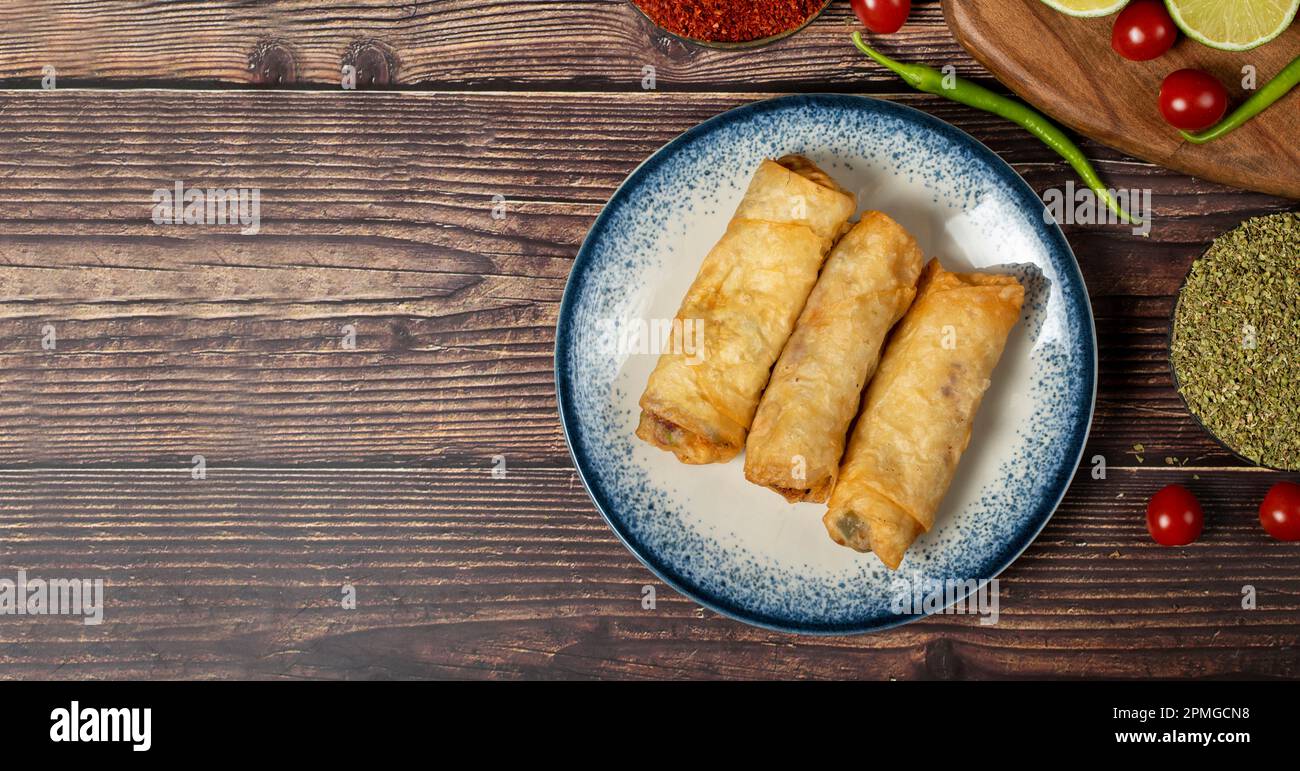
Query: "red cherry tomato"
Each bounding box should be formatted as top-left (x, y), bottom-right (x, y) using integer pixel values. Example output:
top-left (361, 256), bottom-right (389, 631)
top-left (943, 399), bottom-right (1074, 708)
top-left (1259, 481), bottom-right (1300, 541)
top-left (1111, 0), bottom-right (1177, 61)
top-left (851, 0), bottom-right (911, 34)
top-left (1159, 69), bottom-right (1228, 131)
top-left (1146, 484), bottom-right (1204, 546)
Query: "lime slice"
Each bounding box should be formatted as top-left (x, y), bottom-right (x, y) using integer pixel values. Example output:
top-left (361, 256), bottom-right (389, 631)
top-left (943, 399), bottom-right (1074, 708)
top-left (1038, 0), bottom-right (1130, 17)
top-left (1165, 0), bottom-right (1299, 51)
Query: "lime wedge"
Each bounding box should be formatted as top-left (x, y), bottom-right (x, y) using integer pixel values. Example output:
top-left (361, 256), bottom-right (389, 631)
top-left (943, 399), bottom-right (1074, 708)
top-left (1166, 0), bottom-right (1299, 51)
top-left (1038, 0), bottom-right (1130, 17)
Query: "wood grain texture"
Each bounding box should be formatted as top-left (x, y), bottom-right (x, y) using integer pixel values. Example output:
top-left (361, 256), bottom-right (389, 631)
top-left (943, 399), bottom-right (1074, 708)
top-left (0, 467), bottom-right (1297, 680)
top-left (944, 0), bottom-right (1300, 199)
top-left (0, 1), bottom-right (1296, 680)
top-left (0, 0), bottom-right (979, 90)
top-left (0, 90), bottom-right (1290, 468)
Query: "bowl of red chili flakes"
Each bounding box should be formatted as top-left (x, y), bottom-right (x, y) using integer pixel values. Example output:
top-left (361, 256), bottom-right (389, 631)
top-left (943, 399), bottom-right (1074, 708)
top-left (630, 0), bottom-right (833, 49)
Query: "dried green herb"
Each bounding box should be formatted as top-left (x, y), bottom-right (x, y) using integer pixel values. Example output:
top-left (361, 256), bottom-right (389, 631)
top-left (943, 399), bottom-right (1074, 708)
top-left (1171, 213), bottom-right (1300, 470)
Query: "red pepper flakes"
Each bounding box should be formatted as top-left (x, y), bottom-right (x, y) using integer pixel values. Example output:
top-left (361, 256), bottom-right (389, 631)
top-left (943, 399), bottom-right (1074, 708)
top-left (633, 0), bottom-right (826, 43)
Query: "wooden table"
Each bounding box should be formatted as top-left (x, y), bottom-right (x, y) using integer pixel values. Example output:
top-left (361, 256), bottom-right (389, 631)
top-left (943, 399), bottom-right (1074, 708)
top-left (0, 1), bottom-right (1296, 680)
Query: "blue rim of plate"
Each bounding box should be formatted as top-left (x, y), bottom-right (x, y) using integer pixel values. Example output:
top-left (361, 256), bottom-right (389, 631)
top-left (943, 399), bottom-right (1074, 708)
top-left (555, 94), bottom-right (1097, 635)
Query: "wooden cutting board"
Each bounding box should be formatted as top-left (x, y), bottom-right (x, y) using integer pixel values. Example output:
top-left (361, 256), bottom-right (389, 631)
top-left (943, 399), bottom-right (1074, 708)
top-left (942, 0), bottom-right (1300, 199)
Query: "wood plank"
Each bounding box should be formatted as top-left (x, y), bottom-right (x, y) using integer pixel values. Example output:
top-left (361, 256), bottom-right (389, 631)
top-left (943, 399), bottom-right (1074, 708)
top-left (0, 1), bottom-right (980, 90)
top-left (0, 467), bottom-right (1295, 680)
top-left (0, 89), bottom-right (1291, 466)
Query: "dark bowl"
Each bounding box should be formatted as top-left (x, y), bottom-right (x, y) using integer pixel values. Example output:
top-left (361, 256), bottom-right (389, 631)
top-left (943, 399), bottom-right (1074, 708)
top-left (628, 0), bottom-right (833, 50)
top-left (1167, 247), bottom-right (1293, 472)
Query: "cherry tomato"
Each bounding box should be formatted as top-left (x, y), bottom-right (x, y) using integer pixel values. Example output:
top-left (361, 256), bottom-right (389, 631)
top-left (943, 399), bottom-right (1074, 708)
top-left (1111, 0), bottom-right (1177, 61)
top-left (1159, 69), bottom-right (1228, 131)
top-left (1259, 481), bottom-right (1300, 541)
top-left (1146, 484), bottom-right (1204, 546)
top-left (851, 0), bottom-right (911, 34)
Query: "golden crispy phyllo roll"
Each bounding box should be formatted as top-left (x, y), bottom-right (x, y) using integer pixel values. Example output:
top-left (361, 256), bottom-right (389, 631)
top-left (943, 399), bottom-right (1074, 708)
top-left (744, 212), bottom-right (924, 502)
top-left (824, 259), bottom-right (1024, 568)
top-left (636, 155), bottom-right (856, 464)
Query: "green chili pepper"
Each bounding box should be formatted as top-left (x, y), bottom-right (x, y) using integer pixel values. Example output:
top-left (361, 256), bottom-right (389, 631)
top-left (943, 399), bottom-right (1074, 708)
top-left (851, 32), bottom-right (1139, 226)
top-left (1180, 55), bottom-right (1300, 144)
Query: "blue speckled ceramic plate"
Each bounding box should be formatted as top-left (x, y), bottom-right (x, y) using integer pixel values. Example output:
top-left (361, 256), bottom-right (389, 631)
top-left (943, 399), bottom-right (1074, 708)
top-left (556, 94), bottom-right (1096, 635)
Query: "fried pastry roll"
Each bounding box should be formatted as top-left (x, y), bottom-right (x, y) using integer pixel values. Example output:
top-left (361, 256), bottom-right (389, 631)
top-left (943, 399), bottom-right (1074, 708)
top-left (824, 259), bottom-right (1024, 568)
top-left (744, 212), bottom-right (924, 502)
top-left (636, 155), bottom-right (856, 464)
